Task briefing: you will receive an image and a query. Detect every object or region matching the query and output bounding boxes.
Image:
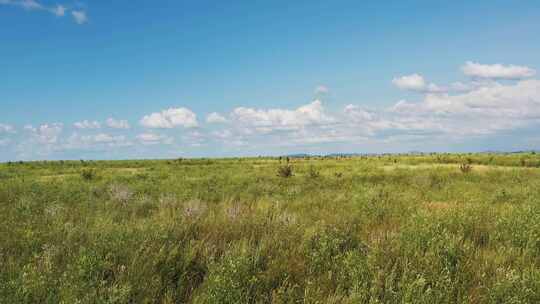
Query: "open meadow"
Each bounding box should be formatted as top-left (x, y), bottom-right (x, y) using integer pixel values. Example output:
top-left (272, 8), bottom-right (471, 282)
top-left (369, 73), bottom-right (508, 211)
top-left (2, 153), bottom-right (540, 303)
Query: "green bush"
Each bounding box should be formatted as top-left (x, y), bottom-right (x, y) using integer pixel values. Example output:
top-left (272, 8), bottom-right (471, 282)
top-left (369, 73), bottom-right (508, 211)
top-left (80, 168), bottom-right (97, 181)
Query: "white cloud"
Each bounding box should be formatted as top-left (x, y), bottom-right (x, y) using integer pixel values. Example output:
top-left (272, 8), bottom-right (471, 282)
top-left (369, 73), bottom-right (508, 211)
top-left (71, 10), bottom-right (87, 24)
top-left (315, 85), bottom-right (329, 94)
top-left (23, 124), bottom-right (35, 132)
top-left (1, 1), bottom-right (82, 23)
top-left (81, 133), bottom-right (127, 144)
top-left (448, 81), bottom-right (495, 92)
top-left (92, 133), bottom-right (117, 143)
top-left (0, 0), bottom-right (42, 10)
top-left (137, 133), bottom-right (173, 145)
top-left (392, 74), bottom-right (443, 93)
top-left (344, 104), bottom-right (374, 121)
top-left (231, 100), bottom-right (332, 131)
top-left (106, 118), bottom-right (130, 129)
top-left (26, 123), bottom-right (63, 144)
top-left (462, 61), bottom-right (536, 80)
top-left (6, 61), bottom-right (540, 158)
top-left (388, 79), bottom-right (540, 134)
top-left (212, 129), bottom-right (233, 139)
top-left (199, 101), bottom-right (339, 149)
top-left (73, 120), bottom-right (101, 129)
top-left (391, 80), bottom-right (540, 118)
top-left (63, 133), bottom-right (133, 150)
top-left (206, 112), bottom-right (228, 123)
top-left (140, 107), bottom-right (198, 129)
top-left (38, 123), bottom-right (63, 144)
top-left (0, 123), bottom-right (15, 133)
top-left (51, 4), bottom-right (65, 16)
top-left (392, 74), bottom-right (425, 91)
top-left (18, 0), bottom-right (42, 10)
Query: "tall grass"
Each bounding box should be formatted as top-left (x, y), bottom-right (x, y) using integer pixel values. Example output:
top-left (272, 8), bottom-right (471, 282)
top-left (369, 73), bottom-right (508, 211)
top-left (1, 153), bottom-right (540, 303)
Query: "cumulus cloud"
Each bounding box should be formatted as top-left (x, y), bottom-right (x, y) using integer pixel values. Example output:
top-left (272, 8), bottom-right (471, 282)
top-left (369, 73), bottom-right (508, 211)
top-left (391, 80), bottom-right (540, 118)
top-left (0, 0), bottom-right (86, 24)
top-left (388, 79), bottom-right (540, 135)
top-left (344, 104), bottom-right (374, 121)
top-left (73, 120), bottom-right (101, 129)
top-left (206, 112), bottom-right (228, 123)
top-left (106, 118), bottom-right (130, 129)
top-left (71, 10), bottom-right (87, 24)
top-left (38, 123), bottom-right (63, 144)
top-left (25, 123), bottom-right (64, 144)
top-left (231, 100), bottom-right (332, 131)
top-left (140, 107), bottom-right (198, 129)
top-left (462, 61), bottom-right (536, 80)
top-left (392, 74), bottom-right (443, 93)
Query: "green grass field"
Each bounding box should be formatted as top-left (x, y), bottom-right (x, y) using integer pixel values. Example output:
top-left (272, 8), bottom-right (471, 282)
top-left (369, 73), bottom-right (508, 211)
top-left (2, 153), bottom-right (540, 303)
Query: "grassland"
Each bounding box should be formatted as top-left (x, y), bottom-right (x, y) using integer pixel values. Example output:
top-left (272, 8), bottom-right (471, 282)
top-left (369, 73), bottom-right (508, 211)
top-left (1, 153), bottom-right (540, 303)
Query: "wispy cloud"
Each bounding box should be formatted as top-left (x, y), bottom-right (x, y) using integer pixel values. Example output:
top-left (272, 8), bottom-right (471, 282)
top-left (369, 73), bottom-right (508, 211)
top-left (71, 10), bottom-right (87, 24)
top-left (0, 123), bottom-right (15, 133)
top-left (462, 61), bottom-right (536, 80)
top-left (0, 0), bottom-right (87, 24)
top-left (73, 120), bottom-right (101, 129)
top-left (314, 85), bottom-right (329, 95)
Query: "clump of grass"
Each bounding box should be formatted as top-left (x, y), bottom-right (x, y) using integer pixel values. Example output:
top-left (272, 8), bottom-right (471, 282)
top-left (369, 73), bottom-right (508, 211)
top-left (307, 165), bottom-right (320, 178)
top-left (183, 199), bottom-right (207, 219)
top-left (459, 163), bottom-right (472, 173)
top-left (3, 153), bottom-right (540, 303)
top-left (108, 184), bottom-right (133, 204)
top-left (80, 168), bottom-right (97, 181)
top-left (277, 164), bottom-right (293, 178)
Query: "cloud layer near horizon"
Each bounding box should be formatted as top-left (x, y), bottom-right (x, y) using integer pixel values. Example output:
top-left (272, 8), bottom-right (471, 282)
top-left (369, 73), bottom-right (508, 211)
top-left (1, 62), bottom-right (540, 160)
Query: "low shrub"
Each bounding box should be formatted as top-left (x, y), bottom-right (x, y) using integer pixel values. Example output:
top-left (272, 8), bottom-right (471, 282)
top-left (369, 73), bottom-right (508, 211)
top-left (277, 165), bottom-right (293, 178)
top-left (80, 168), bottom-right (97, 181)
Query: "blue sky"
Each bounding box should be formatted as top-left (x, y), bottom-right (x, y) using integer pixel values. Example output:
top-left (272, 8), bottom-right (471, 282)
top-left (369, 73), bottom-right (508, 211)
top-left (1, 0), bottom-right (540, 160)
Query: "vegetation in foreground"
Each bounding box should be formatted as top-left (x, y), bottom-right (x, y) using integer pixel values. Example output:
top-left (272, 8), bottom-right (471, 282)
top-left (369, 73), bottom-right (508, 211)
top-left (1, 153), bottom-right (540, 303)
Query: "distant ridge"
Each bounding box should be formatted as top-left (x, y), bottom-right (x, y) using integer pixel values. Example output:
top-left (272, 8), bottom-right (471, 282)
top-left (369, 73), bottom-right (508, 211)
top-left (281, 150), bottom-right (539, 158)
